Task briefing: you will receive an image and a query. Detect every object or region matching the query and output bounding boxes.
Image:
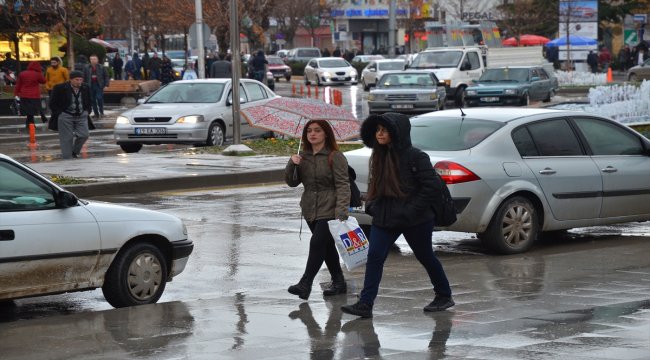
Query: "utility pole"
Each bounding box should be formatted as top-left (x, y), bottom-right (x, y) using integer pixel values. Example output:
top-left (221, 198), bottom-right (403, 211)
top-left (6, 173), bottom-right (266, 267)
top-left (230, 0), bottom-right (241, 144)
top-left (194, 0), bottom-right (205, 78)
top-left (388, 0), bottom-right (396, 58)
top-left (129, 0), bottom-right (135, 55)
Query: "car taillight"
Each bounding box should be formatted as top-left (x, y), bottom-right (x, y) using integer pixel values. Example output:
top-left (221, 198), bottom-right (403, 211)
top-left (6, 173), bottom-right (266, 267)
top-left (433, 161), bottom-right (481, 184)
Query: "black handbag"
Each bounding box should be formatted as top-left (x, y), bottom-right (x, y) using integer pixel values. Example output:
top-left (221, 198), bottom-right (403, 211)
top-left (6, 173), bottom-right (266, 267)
top-left (48, 113), bottom-right (59, 131)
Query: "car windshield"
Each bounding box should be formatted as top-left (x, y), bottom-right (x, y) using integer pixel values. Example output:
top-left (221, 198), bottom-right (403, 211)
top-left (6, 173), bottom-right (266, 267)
top-left (267, 57), bottom-right (285, 65)
top-left (146, 83), bottom-right (224, 103)
top-left (299, 50), bottom-right (321, 57)
top-left (377, 73), bottom-right (434, 88)
top-left (164, 50), bottom-right (187, 59)
top-left (410, 51), bottom-right (462, 69)
top-left (410, 117), bottom-right (504, 150)
top-left (377, 61), bottom-right (405, 71)
top-left (319, 59), bottom-right (349, 68)
top-left (479, 68), bottom-right (529, 83)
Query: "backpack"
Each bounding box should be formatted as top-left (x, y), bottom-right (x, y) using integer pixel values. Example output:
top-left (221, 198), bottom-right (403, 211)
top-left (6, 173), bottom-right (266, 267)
top-left (329, 152), bottom-right (362, 208)
top-left (408, 149), bottom-right (457, 227)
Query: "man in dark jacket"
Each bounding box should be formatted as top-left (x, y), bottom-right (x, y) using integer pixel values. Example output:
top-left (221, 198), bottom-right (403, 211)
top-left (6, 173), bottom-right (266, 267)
top-left (209, 53), bottom-right (232, 78)
top-left (83, 54), bottom-right (110, 118)
top-left (148, 52), bottom-right (162, 80)
top-left (587, 50), bottom-right (599, 73)
top-left (249, 50), bottom-right (268, 82)
top-left (49, 70), bottom-right (92, 159)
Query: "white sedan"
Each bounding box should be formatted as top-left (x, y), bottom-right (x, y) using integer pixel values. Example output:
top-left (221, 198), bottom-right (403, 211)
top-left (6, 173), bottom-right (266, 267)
top-left (303, 57), bottom-right (358, 86)
top-left (360, 59), bottom-right (406, 91)
top-left (0, 153), bottom-right (193, 308)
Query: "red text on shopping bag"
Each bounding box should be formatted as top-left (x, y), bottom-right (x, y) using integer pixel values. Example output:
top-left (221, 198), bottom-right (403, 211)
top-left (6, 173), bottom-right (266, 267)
top-left (339, 228), bottom-right (368, 255)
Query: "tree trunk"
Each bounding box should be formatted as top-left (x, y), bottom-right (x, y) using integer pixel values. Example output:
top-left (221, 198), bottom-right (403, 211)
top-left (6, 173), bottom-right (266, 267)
top-left (66, 26), bottom-right (75, 70)
top-left (12, 36), bottom-right (21, 73)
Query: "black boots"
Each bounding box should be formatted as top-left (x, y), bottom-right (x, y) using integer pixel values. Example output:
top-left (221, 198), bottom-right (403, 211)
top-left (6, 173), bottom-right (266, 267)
top-left (288, 275), bottom-right (312, 300)
top-left (322, 273), bottom-right (347, 296)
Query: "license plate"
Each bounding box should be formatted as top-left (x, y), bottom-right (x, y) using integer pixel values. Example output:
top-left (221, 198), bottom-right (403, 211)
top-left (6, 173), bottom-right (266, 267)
top-left (392, 104), bottom-right (414, 109)
top-left (135, 127), bottom-right (167, 135)
top-left (480, 97), bottom-right (499, 102)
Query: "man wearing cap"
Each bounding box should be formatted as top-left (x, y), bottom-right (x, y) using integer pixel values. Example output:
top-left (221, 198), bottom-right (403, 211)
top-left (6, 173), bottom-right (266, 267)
top-left (49, 70), bottom-right (91, 159)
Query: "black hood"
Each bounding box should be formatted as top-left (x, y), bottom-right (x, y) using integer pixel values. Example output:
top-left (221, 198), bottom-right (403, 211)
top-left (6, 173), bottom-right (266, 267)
top-left (360, 112), bottom-right (412, 151)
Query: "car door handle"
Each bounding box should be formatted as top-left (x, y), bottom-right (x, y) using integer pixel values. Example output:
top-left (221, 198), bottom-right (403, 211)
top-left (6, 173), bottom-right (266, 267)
top-left (0, 229), bottom-right (15, 241)
top-left (539, 168), bottom-right (556, 175)
top-left (601, 166), bottom-right (617, 173)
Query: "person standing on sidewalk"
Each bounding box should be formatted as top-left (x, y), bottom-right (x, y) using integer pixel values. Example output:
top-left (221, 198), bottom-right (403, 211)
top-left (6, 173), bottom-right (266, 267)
top-left (49, 70), bottom-right (91, 159)
top-left (83, 54), bottom-right (110, 118)
top-left (285, 120), bottom-right (351, 300)
top-left (14, 61), bottom-right (46, 129)
top-left (112, 53), bottom-right (124, 80)
top-left (45, 57), bottom-right (69, 95)
top-left (341, 113), bottom-right (454, 318)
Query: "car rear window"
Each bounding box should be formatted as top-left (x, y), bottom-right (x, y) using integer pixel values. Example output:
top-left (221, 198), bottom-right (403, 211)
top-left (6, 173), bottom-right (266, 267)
top-left (410, 117), bottom-right (503, 151)
top-left (147, 83), bottom-right (225, 103)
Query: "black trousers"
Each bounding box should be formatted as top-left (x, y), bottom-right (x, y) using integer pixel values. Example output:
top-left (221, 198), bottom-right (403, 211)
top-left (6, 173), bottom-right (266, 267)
top-left (303, 218), bottom-right (343, 282)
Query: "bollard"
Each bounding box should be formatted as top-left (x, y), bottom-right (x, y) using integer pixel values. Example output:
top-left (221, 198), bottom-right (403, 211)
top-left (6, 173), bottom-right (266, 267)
top-left (28, 123), bottom-right (36, 144)
top-left (300, 84), bottom-right (304, 96)
top-left (307, 84), bottom-right (311, 97)
top-left (314, 85), bottom-right (319, 98)
top-left (292, 83), bottom-right (296, 95)
top-left (29, 143), bottom-right (38, 163)
top-left (329, 88), bottom-right (334, 104)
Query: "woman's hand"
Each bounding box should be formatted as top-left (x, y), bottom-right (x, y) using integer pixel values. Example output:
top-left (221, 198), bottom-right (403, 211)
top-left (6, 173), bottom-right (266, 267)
top-left (291, 154), bottom-right (302, 165)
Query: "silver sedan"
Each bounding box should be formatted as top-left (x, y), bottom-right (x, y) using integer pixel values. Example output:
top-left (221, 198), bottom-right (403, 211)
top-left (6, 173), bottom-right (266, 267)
top-left (113, 79), bottom-right (278, 153)
top-left (345, 108), bottom-right (650, 254)
top-left (303, 57), bottom-right (358, 86)
top-left (368, 71), bottom-right (446, 114)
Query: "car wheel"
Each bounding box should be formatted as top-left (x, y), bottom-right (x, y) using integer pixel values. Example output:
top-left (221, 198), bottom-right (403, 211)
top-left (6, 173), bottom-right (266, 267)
top-left (102, 242), bottom-right (168, 308)
top-left (206, 122), bottom-right (225, 146)
top-left (520, 93), bottom-right (530, 106)
top-left (543, 89), bottom-right (554, 103)
top-left (304, 73), bottom-right (310, 85)
top-left (285, 75), bottom-right (291, 82)
top-left (119, 143), bottom-right (143, 153)
top-left (455, 86), bottom-right (466, 107)
top-left (628, 73), bottom-right (638, 82)
top-left (362, 79), bottom-right (369, 91)
top-left (482, 196), bottom-right (539, 254)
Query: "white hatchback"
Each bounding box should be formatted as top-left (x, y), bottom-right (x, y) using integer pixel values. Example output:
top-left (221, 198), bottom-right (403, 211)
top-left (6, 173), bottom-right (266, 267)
top-left (0, 154), bottom-right (193, 308)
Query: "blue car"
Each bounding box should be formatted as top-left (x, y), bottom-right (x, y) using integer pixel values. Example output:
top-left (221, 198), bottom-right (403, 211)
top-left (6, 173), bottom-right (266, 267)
top-left (465, 66), bottom-right (558, 107)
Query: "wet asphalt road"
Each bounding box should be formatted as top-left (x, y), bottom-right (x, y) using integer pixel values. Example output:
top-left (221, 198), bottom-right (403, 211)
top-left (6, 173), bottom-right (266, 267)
top-left (1, 184), bottom-right (649, 359)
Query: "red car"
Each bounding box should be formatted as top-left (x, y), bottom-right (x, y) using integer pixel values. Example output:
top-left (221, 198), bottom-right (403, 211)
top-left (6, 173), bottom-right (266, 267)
top-left (267, 56), bottom-right (292, 82)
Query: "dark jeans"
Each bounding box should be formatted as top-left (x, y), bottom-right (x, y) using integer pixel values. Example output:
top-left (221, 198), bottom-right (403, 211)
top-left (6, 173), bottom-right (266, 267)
top-left (303, 219), bottom-right (344, 283)
top-left (359, 219), bottom-right (451, 306)
top-left (150, 69), bottom-right (160, 80)
top-left (90, 82), bottom-right (104, 116)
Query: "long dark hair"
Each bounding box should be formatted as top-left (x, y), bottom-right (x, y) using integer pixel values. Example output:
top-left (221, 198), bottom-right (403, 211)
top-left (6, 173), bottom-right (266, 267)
top-left (301, 120), bottom-right (339, 157)
top-left (367, 144), bottom-right (405, 200)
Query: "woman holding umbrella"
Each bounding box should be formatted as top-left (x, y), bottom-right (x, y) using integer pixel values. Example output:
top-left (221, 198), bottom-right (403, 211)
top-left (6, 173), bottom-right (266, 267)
top-left (285, 120), bottom-right (351, 300)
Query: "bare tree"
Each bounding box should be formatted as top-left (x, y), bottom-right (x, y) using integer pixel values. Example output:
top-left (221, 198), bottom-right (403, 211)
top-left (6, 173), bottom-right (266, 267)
top-left (272, 0), bottom-right (320, 48)
top-left (497, 0), bottom-right (558, 41)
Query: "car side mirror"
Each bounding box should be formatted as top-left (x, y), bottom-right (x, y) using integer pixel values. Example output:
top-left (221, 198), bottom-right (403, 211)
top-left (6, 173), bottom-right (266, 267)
top-left (438, 81), bottom-right (447, 87)
top-left (226, 97), bottom-right (247, 106)
top-left (56, 191), bottom-right (78, 208)
top-left (369, 68), bottom-right (376, 72)
top-left (531, 76), bottom-right (540, 82)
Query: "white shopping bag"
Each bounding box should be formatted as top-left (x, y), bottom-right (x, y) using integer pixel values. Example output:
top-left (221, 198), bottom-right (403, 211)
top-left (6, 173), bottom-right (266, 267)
top-left (328, 216), bottom-right (369, 271)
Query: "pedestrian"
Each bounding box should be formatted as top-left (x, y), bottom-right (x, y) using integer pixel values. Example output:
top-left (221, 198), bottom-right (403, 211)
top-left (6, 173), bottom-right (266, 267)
top-left (182, 63), bottom-right (197, 80)
top-left (148, 52), bottom-right (162, 80)
top-left (341, 113), bottom-right (454, 318)
top-left (250, 50), bottom-right (268, 82)
top-left (333, 46), bottom-right (342, 58)
top-left (159, 56), bottom-right (176, 85)
top-left (14, 61), bottom-right (46, 128)
top-left (45, 57), bottom-right (69, 95)
top-left (49, 70), bottom-right (91, 159)
top-left (83, 54), bottom-right (110, 118)
top-left (617, 45), bottom-right (630, 72)
top-left (599, 47), bottom-right (611, 72)
top-left (124, 54), bottom-right (135, 80)
top-left (587, 50), bottom-right (599, 73)
top-left (141, 52), bottom-right (150, 80)
top-left (0, 52), bottom-right (18, 73)
top-left (322, 47), bottom-right (331, 57)
top-left (285, 119), bottom-right (351, 300)
top-left (132, 52), bottom-right (143, 80)
top-left (112, 53), bottom-right (124, 80)
top-left (209, 53), bottom-right (232, 78)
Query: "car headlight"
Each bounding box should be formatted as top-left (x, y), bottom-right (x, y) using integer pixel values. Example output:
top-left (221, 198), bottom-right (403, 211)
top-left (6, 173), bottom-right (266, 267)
top-left (176, 115), bottom-right (204, 124)
top-left (466, 89), bottom-right (477, 96)
top-left (350, 69), bottom-right (357, 76)
top-left (116, 115), bottom-right (130, 124)
top-left (417, 93), bottom-right (438, 100)
top-left (504, 89), bottom-right (517, 95)
top-left (368, 94), bottom-right (375, 101)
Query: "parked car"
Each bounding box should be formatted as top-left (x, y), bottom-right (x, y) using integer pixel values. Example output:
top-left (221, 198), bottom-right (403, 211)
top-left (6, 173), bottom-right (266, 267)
top-left (465, 66), bottom-right (558, 107)
top-left (367, 71), bottom-right (446, 114)
top-left (361, 59), bottom-right (406, 91)
top-left (267, 55), bottom-right (292, 81)
top-left (114, 79), bottom-right (279, 153)
top-left (0, 153), bottom-right (193, 307)
top-left (276, 49), bottom-right (289, 61)
top-left (626, 58), bottom-right (650, 82)
top-left (345, 108), bottom-right (650, 254)
top-left (351, 55), bottom-right (385, 63)
top-left (303, 57), bottom-right (358, 86)
top-left (286, 47), bottom-right (321, 63)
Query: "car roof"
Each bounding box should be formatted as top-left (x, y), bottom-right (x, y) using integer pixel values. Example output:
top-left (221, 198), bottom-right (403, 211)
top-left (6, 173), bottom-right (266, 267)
top-left (315, 57), bottom-right (348, 61)
top-left (416, 108), bottom-right (585, 123)
top-left (374, 59), bottom-right (404, 63)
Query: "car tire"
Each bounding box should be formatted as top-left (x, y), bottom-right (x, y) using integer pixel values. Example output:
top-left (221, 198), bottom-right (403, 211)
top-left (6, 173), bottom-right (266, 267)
top-left (206, 122), bottom-right (225, 146)
top-left (520, 93), bottom-right (530, 106)
top-left (543, 89), bottom-right (554, 103)
top-left (102, 242), bottom-right (168, 308)
top-left (362, 79), bottom-right (369, 91)
top-left (481, 196), bottom-right (539, 254)
top-left (285, 75), bottom-right (291, 82)
top-left (628, 73), bottom-right (638, 82)
top-left (119, 143), bottom-right (143, 153)
top-left (455, 86), bottom-right (466, 108)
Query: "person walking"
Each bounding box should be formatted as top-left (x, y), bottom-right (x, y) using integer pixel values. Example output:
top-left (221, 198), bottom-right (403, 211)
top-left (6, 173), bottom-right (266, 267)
top-left (209, 53), bottom-right (232, 78)
top-left (14, 61), bottom-right (46, 129)
top-left (112, 53), bottom-right (124, 80)
top-left (341, 113), bottom-right (454, 318)
top-left (149, 52), bottom-right (162, 80)
top-left (599, 47), bottom-right (611, 73)
top-left (132, 52), bottom-right (143, 80)
top-left (45, 57), bottom-right (69, 94)
top-left (285, 120), bottom-right (351, 300)
top-left (49, 70), bottom-right (91, 159)
top-left (249, 50), bottom-right (268, 82)
top-left (141, 52), bottom-right (150, 80)
top-left (159, 56), bottom-right (176, 85)
top-left (83, 54), bottom-right (110, 118)
top-left (587, 50), bottom-right (599, 73)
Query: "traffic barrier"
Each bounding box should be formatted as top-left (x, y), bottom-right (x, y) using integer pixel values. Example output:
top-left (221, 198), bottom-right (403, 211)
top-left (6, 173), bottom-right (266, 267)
top-left (607, 67), bottom-right (613, 82)
top-left (28, 123), bottom-right (36, 144)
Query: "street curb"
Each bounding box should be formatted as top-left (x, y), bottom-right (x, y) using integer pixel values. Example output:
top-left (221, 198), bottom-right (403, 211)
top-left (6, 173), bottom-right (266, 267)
top-left (0, 129), bottom-right (115, 144)
top-left (64, 169), bottom-right (286, 197)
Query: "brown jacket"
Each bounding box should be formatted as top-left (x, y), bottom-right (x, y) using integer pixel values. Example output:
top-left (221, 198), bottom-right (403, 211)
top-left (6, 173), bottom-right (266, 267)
top-left (285, 149), bottom-right (350, 222)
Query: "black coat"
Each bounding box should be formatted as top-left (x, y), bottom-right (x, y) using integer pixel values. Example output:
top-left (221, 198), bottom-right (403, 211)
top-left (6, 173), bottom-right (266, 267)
top-left (360, 112), bottom-right (437, 229)
top-left (48, 82), bottom-right (93, 131)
